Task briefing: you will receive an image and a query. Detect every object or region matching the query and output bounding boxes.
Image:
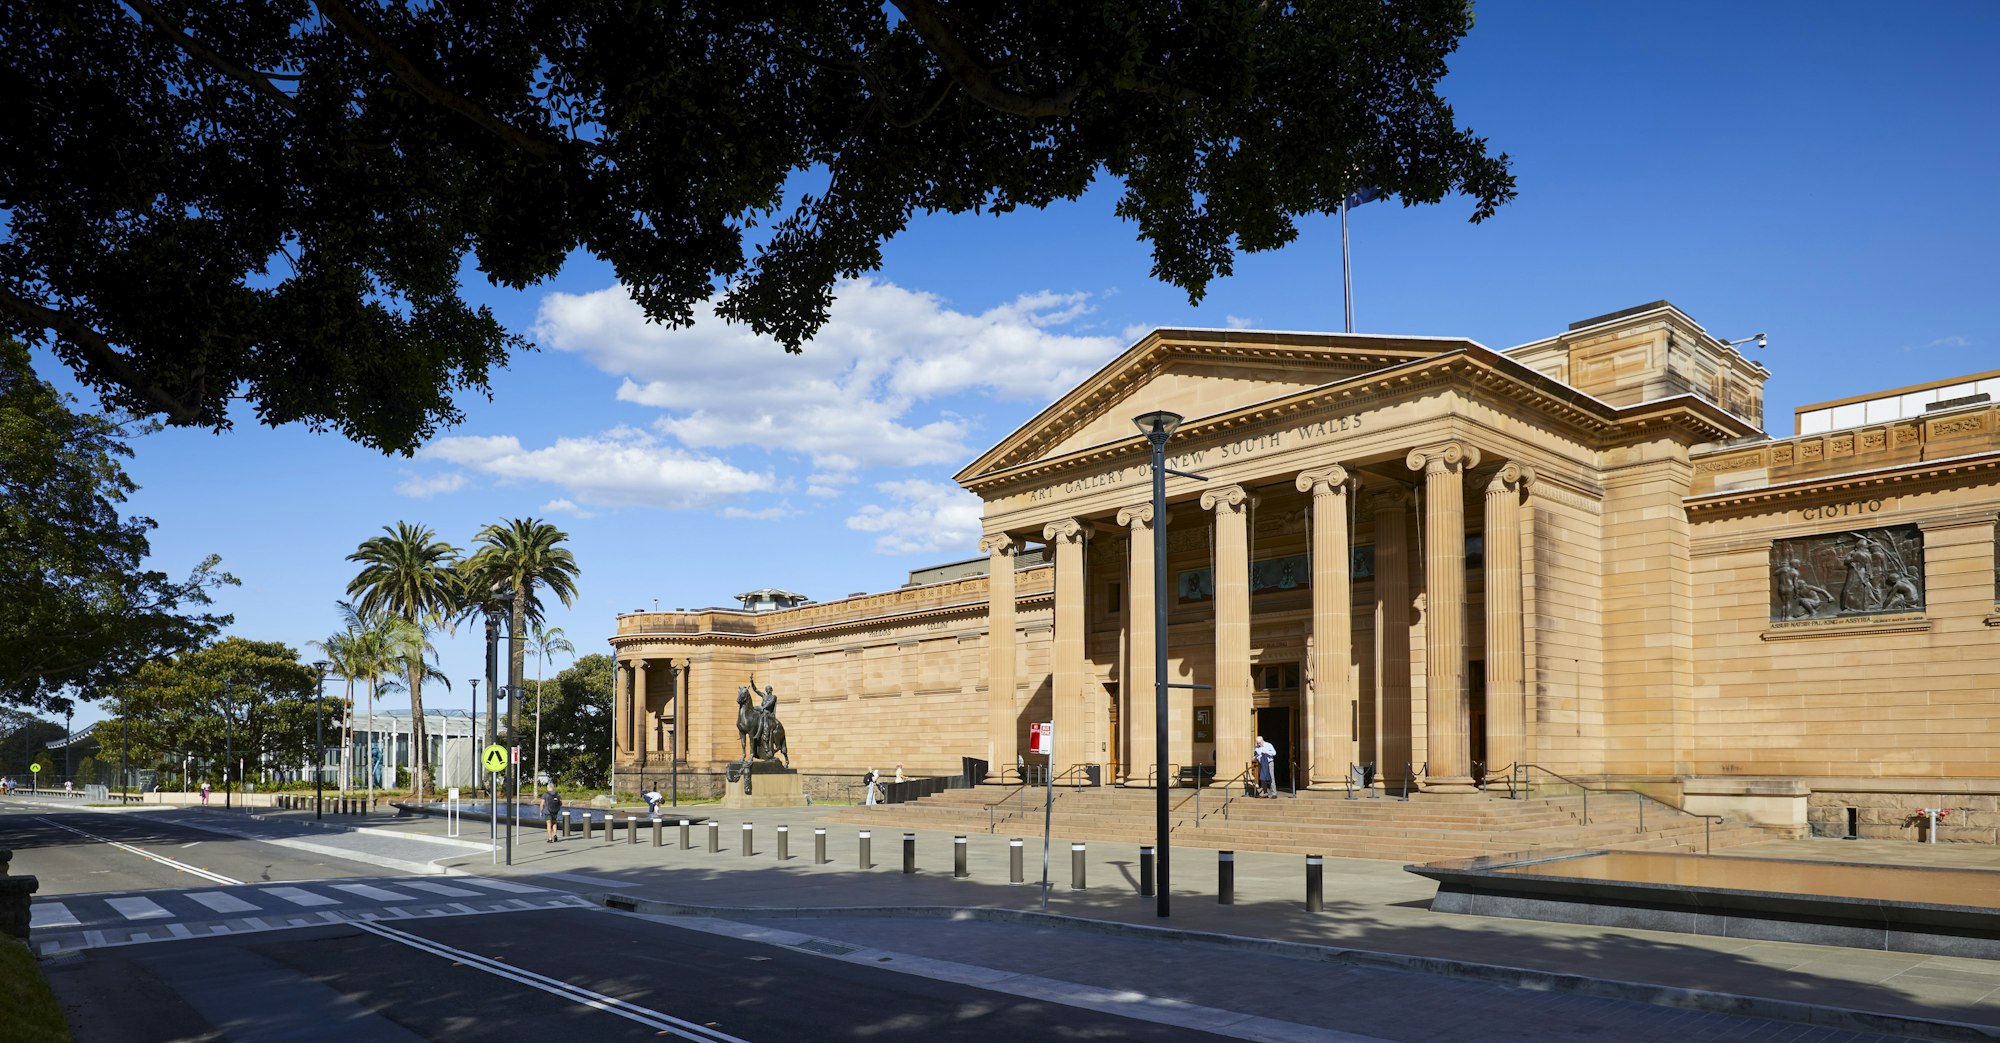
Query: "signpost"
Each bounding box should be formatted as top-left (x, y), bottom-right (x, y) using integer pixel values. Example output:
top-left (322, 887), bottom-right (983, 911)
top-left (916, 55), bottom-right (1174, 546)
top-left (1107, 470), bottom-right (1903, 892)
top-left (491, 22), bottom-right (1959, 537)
top-left (29, 762), bottom-right (40, 794)
top-left (446, 787), bottom-right (462, 838)
top-left (482, 744), bottom-right (507, 863)
top-left (1028, 723), bottom-right (1054, 911)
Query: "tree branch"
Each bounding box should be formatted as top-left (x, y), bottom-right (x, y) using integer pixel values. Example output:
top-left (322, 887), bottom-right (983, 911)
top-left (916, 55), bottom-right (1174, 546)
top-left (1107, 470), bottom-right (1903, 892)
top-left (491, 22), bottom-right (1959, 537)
top-left (0, 284), bottom-right (205, 425)
top-left (888, 0), bottom-right (1083, 118)
top-left (123, 0), bottom-right (300, 116)
top-left (312, 0), bottom-right (559, 160)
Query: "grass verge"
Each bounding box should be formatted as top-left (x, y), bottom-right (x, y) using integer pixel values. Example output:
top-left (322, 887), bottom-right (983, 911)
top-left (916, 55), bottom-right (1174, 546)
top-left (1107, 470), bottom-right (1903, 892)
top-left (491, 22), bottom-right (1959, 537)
top-left (0, 938), bottom-right (73, 1043)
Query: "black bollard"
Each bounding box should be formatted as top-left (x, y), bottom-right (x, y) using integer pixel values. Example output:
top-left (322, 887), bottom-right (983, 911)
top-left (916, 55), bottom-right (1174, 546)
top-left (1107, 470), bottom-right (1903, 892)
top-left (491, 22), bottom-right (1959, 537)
top-left (903, 833), bottom-right (916, 874)
top-left (1218, 850), bottom-right (1235, 905)
top-left (584, 813), bottom-right (595, 841)
top-left (954, 835), bottom-right (968, 878)
top-left (627, 816), bottom-right (638, 845)
top-left (605, 814), bottom-right (618, 844)
top-left (742, 822), bottom-right (754, 856)
top-left (1140, 845), bottom-right (1156, 897)
top-left (1009, 837), bottom-right (1024, 884)
top-left (565, 810), bottom-right (576, 838)
top-left (652, 817), bottom-right (663, 847)
top-left (859, 829), bottom-right (872, 869)
top-left (679, 818), bottom-right (691, 849)
top-left (777, 825), bottom-right (789, 861)
top-left (708, 820), bottom-right (721, 853)
top-left (1306, 854), bottom-right (1324, 912)
top-left (1071, 842), bottom-right (1086, 890)
top-left (814, 826), bottom-right (827, 864)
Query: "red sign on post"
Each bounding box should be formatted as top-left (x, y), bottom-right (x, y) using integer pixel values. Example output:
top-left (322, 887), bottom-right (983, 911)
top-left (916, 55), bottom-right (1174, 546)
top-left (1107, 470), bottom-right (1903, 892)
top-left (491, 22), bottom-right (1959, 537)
top-left (1029, 722), bottom-right (1053, 755)
top-left (510, 746), bottom-right (520, 765)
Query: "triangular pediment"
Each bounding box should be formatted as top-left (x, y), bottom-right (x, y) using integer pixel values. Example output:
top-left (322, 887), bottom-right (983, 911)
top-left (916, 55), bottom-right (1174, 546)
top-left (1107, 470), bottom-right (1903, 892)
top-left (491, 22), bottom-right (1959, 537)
top-left (957, 328), bottom-right (1466, 484)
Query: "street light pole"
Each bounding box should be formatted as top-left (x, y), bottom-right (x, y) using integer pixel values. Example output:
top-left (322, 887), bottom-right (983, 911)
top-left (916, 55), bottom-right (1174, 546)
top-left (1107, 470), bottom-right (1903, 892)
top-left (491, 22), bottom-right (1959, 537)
top-left (314, 661), bottom-right (329, 820)
top-left (503, 683), bottom-right (516, 866)
top-left (223, 680), bottom-right (234, 810)
top-left (469, 678), bottom-right (480, 795)
top-left (1134, 409), bottom-right (1187, 918)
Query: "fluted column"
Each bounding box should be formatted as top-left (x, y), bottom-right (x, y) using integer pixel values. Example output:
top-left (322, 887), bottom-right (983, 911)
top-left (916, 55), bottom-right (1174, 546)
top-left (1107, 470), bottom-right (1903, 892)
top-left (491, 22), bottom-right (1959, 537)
top-left (1045, 519), bottom-right (1089, 775)
top-left (1484, 464), bottom-right (1534, 780)
top-left (614, 660), bottom-right (632, 756)
top-left (981, 533), bottom-right (1019, 774)
top-left (1371, 488), bottom-right (1412, 791)
top-left (1408, 441), bottom-right (1482, 792)
top-left (1201, 484), bottom-right (1254, 783)
top-left (1297, 466), bottom-right (1355, 788)
top-left (632, 658), bottom-right (649, 768)
top-left (1117, 503), bottom-right (1159, 786)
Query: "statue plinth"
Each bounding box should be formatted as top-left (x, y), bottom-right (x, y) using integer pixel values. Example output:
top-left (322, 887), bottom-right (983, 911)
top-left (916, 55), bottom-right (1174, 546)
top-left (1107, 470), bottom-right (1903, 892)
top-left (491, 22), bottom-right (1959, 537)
top-left (721, 761), bottom-right (805, 808)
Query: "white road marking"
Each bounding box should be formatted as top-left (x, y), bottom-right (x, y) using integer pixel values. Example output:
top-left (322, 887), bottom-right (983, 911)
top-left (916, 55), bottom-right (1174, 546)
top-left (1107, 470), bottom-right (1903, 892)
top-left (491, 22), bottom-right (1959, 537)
top-left (31, 902), bottom-right (80, 928)
top-left (37, 817), bottom-right (243, 886)
top-left (187, 891), bottom-right (260, 915)
top-left (330, 883), bottom-right (421, 903)
top-left (107, 896), bottom-right (171, 921)
top-left (456, 877), bottom-right (545, 894)
top-left (351, 921), bottom-right (752, 1043)
top-left (261, 886), bottom-right (341, 908)
top-left (398, 880), bottom-right (480, 898)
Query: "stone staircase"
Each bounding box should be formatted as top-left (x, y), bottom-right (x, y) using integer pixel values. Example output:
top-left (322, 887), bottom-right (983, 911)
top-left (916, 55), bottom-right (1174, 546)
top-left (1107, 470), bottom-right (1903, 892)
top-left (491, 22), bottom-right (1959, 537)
top-left (825, 783), bottom-right (1769, 863)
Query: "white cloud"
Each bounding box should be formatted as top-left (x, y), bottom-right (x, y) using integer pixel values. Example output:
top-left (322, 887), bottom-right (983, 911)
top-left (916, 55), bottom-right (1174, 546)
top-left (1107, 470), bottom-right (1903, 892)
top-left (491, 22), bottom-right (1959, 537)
top-left (420, 429), bottom-right (775, 510)
top-left (542, 498), bottom-right (595, 519)
top-left (721, 502), bottom-right (792, 520)
top-left (846, 480), bottom-right (984, 555)
top-left (1926, 335), bottom-right (1972, 349)
top-left (1225, 315), bottom-right (1256, 329)
top-left (395, 470), bottom-right (467, 498)
top-left (534, 278), bottom-right (1126, 475)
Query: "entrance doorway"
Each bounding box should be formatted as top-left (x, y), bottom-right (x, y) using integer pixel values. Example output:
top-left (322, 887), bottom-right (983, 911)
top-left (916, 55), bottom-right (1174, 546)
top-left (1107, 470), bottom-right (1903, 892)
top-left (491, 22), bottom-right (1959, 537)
top-left (1252, 706), bottom-right (1295, 791)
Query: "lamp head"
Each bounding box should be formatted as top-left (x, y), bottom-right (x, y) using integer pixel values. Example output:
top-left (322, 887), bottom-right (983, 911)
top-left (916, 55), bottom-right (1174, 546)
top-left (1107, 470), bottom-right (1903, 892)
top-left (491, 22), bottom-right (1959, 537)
top-left (313, 660), bottom-right (328, 673)
top-left (1132, 410), bottom-right (1185, 440)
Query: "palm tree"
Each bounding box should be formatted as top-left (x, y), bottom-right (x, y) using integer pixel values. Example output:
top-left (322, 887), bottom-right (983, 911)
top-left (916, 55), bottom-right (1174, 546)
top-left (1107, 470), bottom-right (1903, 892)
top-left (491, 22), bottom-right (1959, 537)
top-left (464, 519), bottom-right (580, 747)
top-left (444, 562), bottom-right (531, 750)
top-left (308, 622), bottom-right (362, 793)
top-left (346, 522), bottom-right (459, 796)
top-left (526, 625), bottom-right (575, 786)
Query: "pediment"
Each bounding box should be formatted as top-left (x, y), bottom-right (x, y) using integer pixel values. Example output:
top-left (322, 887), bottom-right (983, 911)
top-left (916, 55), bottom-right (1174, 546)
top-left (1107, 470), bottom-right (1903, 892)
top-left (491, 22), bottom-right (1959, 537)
top-left (957, 328), bottom-right (1461, 483)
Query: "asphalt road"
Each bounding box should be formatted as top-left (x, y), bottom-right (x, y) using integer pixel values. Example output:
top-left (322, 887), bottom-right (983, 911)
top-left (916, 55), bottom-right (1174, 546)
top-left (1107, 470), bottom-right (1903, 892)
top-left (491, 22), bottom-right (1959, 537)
top-left (1, 800), bottom-right (377, 893)
top-left (44, 907), bottom-right (1247, 1042)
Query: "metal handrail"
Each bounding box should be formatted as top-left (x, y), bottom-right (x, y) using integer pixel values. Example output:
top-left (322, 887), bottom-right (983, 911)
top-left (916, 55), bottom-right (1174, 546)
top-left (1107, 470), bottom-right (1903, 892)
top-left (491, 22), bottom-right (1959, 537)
top-left (981, 763), bottom-right (1092, 833)
top-left (1513, 763), bottom-right (1723, 853)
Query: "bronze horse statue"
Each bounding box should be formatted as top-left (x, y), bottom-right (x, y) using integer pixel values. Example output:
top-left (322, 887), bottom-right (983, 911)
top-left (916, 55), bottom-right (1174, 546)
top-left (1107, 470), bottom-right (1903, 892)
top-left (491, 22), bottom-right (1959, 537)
top-left (736, 681), bottom-right (789, 765)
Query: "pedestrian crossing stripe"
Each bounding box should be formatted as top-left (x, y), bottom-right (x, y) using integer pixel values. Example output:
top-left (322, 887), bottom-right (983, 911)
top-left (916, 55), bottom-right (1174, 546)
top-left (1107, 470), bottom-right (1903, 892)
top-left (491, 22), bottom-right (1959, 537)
top-left (187, 891), bottom-right (259, 914)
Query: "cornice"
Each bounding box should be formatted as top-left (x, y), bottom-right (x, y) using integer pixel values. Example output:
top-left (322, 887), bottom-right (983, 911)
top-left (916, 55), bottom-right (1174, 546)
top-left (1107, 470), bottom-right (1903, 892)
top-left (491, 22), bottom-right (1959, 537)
top-left (611, 590), bottom-right (1057, 650)
top-left (1684, 450), bottom-right (2000, 516)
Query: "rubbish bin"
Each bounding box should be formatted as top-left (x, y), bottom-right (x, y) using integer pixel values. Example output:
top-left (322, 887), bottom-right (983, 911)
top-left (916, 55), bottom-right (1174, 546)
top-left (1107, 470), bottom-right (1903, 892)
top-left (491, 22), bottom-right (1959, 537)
top-left (1083, 763), bottom-right (1102, 787)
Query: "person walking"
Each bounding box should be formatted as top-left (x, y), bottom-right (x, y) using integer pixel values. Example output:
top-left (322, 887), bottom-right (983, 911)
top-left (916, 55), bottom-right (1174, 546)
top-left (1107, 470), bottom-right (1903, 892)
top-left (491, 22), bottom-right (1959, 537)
top-left (542, 784), bottom-right (563, 843)
top-left (862, 768), bottom-right (879, 805)
top-left (1253, 736), bottom-right (1277, 798)
top-left (200, 780), bottom-right (211, 805)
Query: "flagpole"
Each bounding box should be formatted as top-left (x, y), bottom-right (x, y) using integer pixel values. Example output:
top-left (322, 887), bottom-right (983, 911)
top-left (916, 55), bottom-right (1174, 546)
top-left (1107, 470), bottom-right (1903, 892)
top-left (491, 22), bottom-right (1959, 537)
top-left (1340, 197), bottom-right (1354, 333)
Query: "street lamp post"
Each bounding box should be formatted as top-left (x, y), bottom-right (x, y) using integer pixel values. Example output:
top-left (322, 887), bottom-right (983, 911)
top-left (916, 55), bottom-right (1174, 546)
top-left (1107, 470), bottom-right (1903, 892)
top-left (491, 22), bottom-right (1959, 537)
top-left (222, 680), bottom-right (234, 810)
top-left (503, 683), bottom-right (517, 867)
top-left (64, 706), bottom-right (73, 783)
top-left (314, 661), bottom-right (329, 820)
top-left (1134, 409), bottom-right (1191, 918)
top-left (469, 678), bottom-right (480, 795)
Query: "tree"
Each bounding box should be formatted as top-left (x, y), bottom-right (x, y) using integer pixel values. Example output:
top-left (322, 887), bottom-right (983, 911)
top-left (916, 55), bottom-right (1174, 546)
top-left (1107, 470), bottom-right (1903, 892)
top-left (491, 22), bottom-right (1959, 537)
top-left (463, 519), bottom-right (580, 746)
top-left (346, 522), bottom-right (457, 794)
top-left (535, 653), bottom-right (612, 789)
top-left (0, 340), bottom-right (236, 711)
top-left (526, 624), bottom-right (574, 787)
top-left (0, 2), bottom-right (1514, 454)
top-left (104, 637), bottom-right (330, 786)
top-left (0, 708), bottom-right (67, 777)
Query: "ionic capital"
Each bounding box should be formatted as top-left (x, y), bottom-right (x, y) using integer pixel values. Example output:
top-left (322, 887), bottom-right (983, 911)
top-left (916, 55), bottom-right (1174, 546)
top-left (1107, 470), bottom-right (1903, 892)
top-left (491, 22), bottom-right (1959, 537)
top-left (1199, 483), bottom-right (1252, 515)
top-left (979, 533), bottom-right (1017, 557)
top-left (1365, 486), bottom-right (1411, 514)
top-left (1406, 441), bottom-right (1482, 476)
top-left (1115, 503), bottom-right (1159, 529)
top-left (1043, 518), bottom-right (1086, 545)
top-left (1295, 465), bottom-right (1354, 498)
top-left (1487, 462), bottom-right (1537, 498)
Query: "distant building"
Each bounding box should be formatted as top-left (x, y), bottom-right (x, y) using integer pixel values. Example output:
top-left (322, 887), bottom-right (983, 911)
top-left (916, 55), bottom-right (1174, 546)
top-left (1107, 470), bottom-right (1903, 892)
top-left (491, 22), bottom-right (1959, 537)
top-left (611, 303), bottom-right (2000, 843)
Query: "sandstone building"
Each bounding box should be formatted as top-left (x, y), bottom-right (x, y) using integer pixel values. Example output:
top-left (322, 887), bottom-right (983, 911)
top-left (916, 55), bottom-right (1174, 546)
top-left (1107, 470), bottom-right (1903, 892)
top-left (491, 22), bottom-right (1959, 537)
top-left (609, 302), bottom-right (2000, 842)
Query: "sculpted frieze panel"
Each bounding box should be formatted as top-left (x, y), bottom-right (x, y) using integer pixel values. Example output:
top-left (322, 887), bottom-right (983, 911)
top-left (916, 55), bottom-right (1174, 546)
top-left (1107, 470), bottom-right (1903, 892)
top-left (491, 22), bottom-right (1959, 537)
top-left (1770, 523), bottom-right (1924, 621)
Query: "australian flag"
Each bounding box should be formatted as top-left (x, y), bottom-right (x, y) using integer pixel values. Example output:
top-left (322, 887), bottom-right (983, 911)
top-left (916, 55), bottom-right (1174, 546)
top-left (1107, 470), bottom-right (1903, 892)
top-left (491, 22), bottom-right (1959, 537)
top-left (1343, 186), bottom-right (1384, 209)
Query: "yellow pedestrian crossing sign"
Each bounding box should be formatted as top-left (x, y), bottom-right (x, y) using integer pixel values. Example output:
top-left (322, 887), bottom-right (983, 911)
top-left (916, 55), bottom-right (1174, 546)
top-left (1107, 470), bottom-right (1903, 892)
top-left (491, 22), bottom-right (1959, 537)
top-left (482, 745), bottom-right (508, 773)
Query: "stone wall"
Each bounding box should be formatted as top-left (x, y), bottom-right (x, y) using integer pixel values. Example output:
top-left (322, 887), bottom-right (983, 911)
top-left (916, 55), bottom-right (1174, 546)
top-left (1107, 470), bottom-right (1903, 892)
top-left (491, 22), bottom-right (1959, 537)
top-left (1807, 790), bottom-right (2000, 844)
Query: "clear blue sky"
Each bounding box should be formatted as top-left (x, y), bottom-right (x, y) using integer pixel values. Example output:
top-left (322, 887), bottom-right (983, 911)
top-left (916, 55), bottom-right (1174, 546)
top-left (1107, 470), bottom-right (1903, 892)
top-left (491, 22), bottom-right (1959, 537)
top-left (50, 2), bottom-right (2000, 729)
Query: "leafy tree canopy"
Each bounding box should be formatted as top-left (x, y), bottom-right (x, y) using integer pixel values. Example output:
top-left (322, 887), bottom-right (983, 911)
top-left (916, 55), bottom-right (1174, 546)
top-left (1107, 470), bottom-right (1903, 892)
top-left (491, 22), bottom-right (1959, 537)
top-left (107, 636), bottom-right (335, 778)
top-left (0, 0), bottom-right (1514, 454)
top-left (533, 653), bottom-right (611, 789)
top-left (0, 340), bottom-right (235, 711)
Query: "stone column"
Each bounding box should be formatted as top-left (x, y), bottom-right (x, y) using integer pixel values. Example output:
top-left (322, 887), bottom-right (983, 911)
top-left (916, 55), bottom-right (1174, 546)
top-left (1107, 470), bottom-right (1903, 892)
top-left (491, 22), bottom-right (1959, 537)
top-left (1117, 503), bottom-right (1158, 786)
top-left (1371, 488), bottom-right (1412, 791)
top-left (632, 658), bottom-right (649, 769)
top-left (1201, 484), bottom-right (1254, 784)
top-left (1045, 519), bottom-right (1089, 775)
top-left (1408, 441), bottom-right (1481, 792)
top-left (1296, 466), bottom-right (1355, 788)
top-left (613, 660), bottom-right (631, 756)
top-left (1484, 464), bottom-right (1533, 780)
top-left (981, 533), bottom-right (1019, 774)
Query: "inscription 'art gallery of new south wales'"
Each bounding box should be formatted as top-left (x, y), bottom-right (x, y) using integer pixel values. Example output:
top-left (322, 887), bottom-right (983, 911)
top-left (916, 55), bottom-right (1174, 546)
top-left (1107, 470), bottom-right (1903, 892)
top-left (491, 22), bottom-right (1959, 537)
top-left (611, 302), bottom-right (2000, 843)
